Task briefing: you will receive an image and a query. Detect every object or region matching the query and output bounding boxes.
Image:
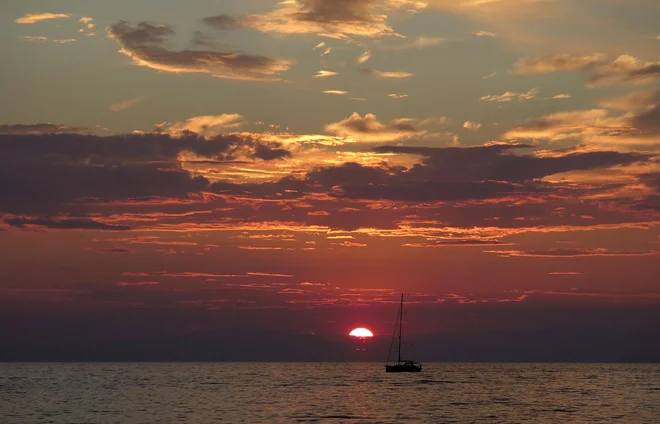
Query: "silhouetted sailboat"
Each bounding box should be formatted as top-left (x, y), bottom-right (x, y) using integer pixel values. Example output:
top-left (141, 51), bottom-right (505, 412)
top-left (385, 294), bottom-right (422, 372)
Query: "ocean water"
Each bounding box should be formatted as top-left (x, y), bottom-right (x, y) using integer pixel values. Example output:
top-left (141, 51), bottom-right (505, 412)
top-left (2, 363), bottom-right (659, 423)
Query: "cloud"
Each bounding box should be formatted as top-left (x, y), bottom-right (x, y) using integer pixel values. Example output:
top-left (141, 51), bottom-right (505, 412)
top-left (513, 53), bottom-right (607, 75)
top-left (513, 54), bottom-right (660, 87)
top-left (202, 15), bottom-right (249, 30)
top-left (325, 113), bottom-right (426, 142)
top-left (21, 36), bottom-right (76, 44)
top-left (116, 281), bottom-right (160, 287)
top-left (107, 21), bottom-right (292, 81)
top-left (246, 272), bottom-right (294, 278)
top-left (474, 31), bottom-right (497, 37)
top-left (253, 0), bottom-right (396, 38)
top-left (551, 94), bottom-right (571, 100)
top-left (631, 104), bottom-right (660, 135)
top-left (0, 124), bottom-right (88, 135)
top-left (15, 13), bottom-right (70, 24)
top-left (504, 109), bottom-right (636, 142)
top-left (387, 0), bottom-right (428, 12)
top-left (162, 114), bottom-right (247, 136)
top-left (487, 248), bottom-right (660, 258)
top-left (480, 88), bottom-right (539, 102)
top-left (372, 144), bottom-right (649, 183)
top-left (314, 70), bottom-right (338, 78)
top-left (384, 35), bottom-right (446, 50)
top-left (110, 96), bottom-right (146, 112)
top-left (589, 55), bottom-right (660, 86)
top-left (323, 90), bottom-right (348, 95)
top-left (463, 121), bottom-right (481, 130)
top-left (204, 0), bottom-right (397, 38)
top-left (357, 51), bottom-right (372, 64)
top-left (88, 247), bottom-right (133, 253)
top-left (79, 17), bottom-right (95, 35)
top-left (21, 36), bottom-right (48, 42)
top-left (3, 216), bottom-right (131, 231)
top-left (598, 88), bottom-right (660, 111)
top-left (388, 94), bottom-right (408, 99)
top-left (403, 239), bottom-right (508, 247)
top-left (360, 69), bottom-right (413, 78)
top-left (0, 129), bottom-right (293, 214)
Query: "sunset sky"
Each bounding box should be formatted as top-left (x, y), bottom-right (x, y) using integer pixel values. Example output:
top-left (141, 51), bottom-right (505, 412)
top-left (1, 0), bottom-right (659, 361)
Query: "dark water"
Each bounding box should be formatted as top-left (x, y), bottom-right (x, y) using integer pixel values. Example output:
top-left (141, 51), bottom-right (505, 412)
top-left (2, 363), bottom-right (659, 423)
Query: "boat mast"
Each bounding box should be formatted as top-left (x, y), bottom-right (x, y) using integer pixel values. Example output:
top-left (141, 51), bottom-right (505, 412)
top-left (398, 293), bottom-right (403, 363)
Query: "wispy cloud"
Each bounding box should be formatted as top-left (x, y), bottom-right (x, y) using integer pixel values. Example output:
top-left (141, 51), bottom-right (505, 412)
top-left (21, 36), bottom-right (48, 42)
top-left (361, 69), bottom-right (413, 78)
top-left (161, 114), bottom-right (247, 136)
top-left (481, 88), bottom-right (539, 102)
top-left (384, 35), bottom-right (446, 50)
top-left (110, 96), bottom-right (146, 112)
top-left (314, 70), bottom-right (338, 78)
top-left (513, 53), bottom-right (607, 75)
top-left (323, 90), bottom-right (348, 96)
top-left (487, 248), bottom-right (660, 258)
top-left (16, 13), bottom-right (70, 24)
top-left (357, 51), bottom-right (372, 64)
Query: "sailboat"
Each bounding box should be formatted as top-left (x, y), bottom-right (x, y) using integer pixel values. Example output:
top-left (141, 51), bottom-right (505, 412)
top-left (385, 294), bottom-right (422, 372)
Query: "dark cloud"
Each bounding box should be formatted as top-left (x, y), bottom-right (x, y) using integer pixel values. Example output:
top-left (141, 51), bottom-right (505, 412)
top-left (632, 104), bottom-right (660, 135)
top-left (0, 123), bottom-right (89, 135)
top-left (253, 144), bottom-right (291, 161)
top-left (0, 132), bottom-right (291, 165)
top-left (373, 144), bottom-right (649, 183)
top-left (639, 173), bottom-right (660, 191)
top-left (293, 0), bottom-right (378, 24)
top-left (88, 247), bottom-right (133, 253)
top-left (0, 131), bottom-right (291, 214)
top-left (107, 21), bottom-right (291, 81)
top-left (202, 15), bottom-right (250, 30)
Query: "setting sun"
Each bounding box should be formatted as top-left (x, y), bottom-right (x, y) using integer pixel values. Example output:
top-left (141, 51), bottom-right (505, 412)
top-left (349, 328), bottom-right (374, 338)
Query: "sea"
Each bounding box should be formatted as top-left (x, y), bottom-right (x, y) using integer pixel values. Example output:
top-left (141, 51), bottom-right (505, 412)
top-left (2, 363), bottom-right (659, 423)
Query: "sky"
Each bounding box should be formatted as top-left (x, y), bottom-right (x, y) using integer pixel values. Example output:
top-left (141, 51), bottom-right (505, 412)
top-left (1, 0), bottom-right (660, 361)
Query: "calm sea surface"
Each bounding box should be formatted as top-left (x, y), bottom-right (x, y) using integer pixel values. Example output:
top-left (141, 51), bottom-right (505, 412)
top-left (2, 363), bottom-right (659, 423)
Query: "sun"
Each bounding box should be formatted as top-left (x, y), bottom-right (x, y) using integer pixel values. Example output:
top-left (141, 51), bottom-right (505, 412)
top-left (349, 328), bottom-right (374, 338)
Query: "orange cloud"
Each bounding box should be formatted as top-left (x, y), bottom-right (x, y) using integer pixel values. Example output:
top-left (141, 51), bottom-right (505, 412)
top-left (325, 112), bottom-right (426, 142)
top-left (360, 69), bottom-right (413, 78)
top-left (513, 53), bottom-right (607, 75)
top-left (16, 13), bottom-right (70, 24)
top-left (481, 88), bottom-right (538, 102)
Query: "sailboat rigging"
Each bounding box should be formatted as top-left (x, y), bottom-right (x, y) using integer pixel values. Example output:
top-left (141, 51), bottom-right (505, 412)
top-left (385, 294), bottom-right (422, 372)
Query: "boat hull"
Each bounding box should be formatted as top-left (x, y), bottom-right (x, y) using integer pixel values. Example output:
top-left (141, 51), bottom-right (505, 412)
top-left (385, 364), bottom-right (422, 373)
